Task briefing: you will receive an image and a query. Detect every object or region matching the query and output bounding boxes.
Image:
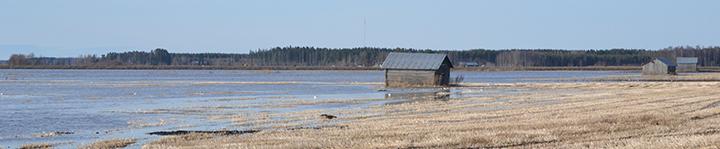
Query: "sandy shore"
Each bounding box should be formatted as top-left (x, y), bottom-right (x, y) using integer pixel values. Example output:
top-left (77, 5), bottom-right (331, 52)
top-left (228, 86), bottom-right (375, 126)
top-left (132, 81), bottom-right (720, 148)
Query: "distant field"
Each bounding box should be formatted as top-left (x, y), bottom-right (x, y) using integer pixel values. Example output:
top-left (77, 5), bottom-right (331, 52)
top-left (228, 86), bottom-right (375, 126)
top-left (454, 66), bottom-right (641, 71)
top-left (699, 67), bottom-right (720, 72)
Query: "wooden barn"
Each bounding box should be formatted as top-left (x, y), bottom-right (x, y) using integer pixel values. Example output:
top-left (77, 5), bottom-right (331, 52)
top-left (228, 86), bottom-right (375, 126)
top-left (642, 57), bottom-right (677, 75)
top-left (676, 57), bottom-right (698, 72)
top-left (381, 52), bottom-right (453, 87)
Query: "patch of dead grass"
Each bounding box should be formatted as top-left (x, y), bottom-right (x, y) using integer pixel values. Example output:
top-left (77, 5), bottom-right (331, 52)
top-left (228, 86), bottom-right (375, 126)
top-left (128, 119), bottom-right (167, 128)
top-left (80, 138), bottom-right (136, 149)
top-left (144, 133), bottom-right (219, 147)
top-left (19, 143), bottom-right (52, 149)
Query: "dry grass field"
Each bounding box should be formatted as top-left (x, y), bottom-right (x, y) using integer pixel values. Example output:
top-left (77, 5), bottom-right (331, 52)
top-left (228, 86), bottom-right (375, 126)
top-left (137, 81), bottom-right (720, 148)
top-left (142, 82), bottom-right (720, 148)
top-left (592, 72), bottom-right (720, 82)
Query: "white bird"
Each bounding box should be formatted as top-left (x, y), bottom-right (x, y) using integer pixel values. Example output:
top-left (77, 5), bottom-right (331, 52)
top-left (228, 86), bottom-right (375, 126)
top-left (313, 96), bottom-right (318, 99)
top-left (132, 92), bottom-right (137, 96)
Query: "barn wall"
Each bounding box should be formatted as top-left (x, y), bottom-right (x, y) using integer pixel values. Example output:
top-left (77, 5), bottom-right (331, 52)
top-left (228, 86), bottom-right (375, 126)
top-left (677, 64), bottom-right (697, 72)
top-left (642, 61), bottom-right (666, 75)
top-left (642, 60), bottom-right (676, 75)
top-left (386, 69), bottom-right (438, 87)
top-left (436, 62), bottom-right (451, 86)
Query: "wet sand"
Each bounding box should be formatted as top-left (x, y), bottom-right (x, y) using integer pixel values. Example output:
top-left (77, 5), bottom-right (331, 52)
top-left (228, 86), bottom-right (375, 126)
top-left (136, 81), bottom-right (720, 148)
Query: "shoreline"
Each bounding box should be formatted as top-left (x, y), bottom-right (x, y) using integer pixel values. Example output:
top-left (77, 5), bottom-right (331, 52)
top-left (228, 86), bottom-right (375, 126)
top-left (3, 65), bottom-right (720, 72)
top-left (0, 65), bottom-right (643, 71)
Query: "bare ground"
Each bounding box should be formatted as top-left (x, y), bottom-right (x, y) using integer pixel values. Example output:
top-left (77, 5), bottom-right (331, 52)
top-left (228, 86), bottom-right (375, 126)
top-left (142, 82), bottom-right (720, 148)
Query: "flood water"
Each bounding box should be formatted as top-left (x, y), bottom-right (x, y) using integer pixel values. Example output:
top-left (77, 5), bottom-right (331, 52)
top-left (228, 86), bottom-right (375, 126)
top-left (0, 69), bottom-right (632, 148)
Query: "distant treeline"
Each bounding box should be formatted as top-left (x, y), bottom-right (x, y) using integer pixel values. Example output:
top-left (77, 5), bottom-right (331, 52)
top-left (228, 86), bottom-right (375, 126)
top-left (6, 46), bottom-right (720, 68)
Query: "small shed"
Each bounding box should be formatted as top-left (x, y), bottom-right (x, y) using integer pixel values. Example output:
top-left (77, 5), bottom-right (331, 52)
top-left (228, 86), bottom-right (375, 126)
top-left (381, 52), bottom-right (453, 87)
top-left (676, 57), bottom-right (698, 72)
top-left (642, 57), bottom-right (677, 75)
top-left (461, 62), bottom-right (480, 67)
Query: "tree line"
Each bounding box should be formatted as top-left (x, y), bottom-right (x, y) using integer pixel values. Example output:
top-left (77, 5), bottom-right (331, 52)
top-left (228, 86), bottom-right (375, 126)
top-left (6, 46), bottom-right (720, 67)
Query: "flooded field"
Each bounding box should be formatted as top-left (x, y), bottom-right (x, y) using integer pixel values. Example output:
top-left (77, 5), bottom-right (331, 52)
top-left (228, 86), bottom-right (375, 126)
top-left (0, 69), bottom-right (631, 148)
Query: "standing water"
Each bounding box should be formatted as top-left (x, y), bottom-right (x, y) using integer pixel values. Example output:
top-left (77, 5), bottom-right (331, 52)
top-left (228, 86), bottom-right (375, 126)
top-left (0, 69), bottom-right (631, 148)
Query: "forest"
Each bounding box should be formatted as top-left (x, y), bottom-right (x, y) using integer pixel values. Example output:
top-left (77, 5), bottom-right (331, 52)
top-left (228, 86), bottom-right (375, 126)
top-left (5, 46), bottom-right (720, 68)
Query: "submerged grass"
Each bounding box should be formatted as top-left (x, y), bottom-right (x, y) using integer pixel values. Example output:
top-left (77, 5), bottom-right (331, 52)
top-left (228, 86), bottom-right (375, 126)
top-left (19, 143), bottom-right (52, 149)
top-left (143, 81), bottom-right (720, 148)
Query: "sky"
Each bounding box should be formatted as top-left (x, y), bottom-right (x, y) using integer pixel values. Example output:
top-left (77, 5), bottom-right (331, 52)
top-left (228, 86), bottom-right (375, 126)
top-left (1, 0), bottom-right (719, 59)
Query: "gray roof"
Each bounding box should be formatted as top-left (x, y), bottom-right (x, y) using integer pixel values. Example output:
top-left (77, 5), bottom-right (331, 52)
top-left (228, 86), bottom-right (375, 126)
top-left (381, 52), bottom-right (452, 70)
top-left (677, 57), bottom-right (698, 64)
top-left (655, 57), bottom-right (676, 66)
top-left (463, 62), bottom-right (480, 65)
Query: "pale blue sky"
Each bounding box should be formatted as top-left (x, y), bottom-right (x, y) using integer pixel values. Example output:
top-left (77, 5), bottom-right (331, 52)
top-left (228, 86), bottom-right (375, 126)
top-left (1, 0), bottom-right (719, 59)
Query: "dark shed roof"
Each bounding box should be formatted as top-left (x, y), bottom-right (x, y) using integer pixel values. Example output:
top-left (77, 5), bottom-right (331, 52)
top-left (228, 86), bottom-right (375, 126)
top-left (655, 57), bottom-right (676, 66)
top-left (381, 52), bottom-right (452, 70)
